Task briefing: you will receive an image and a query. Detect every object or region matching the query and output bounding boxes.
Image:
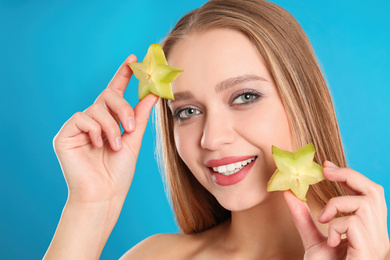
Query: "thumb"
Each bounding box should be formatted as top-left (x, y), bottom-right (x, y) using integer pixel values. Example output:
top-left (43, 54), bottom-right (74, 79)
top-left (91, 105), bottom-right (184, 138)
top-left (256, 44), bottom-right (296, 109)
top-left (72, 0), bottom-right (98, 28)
top-left (122, 94), bottom-right (159, 152)
top-left (283, 191), bottom-right (326, 250)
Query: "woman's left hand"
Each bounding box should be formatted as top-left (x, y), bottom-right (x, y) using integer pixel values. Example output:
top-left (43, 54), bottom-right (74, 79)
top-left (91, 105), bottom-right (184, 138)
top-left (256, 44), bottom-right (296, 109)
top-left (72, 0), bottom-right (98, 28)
top-left (284, 161), bottom-right (389, 260)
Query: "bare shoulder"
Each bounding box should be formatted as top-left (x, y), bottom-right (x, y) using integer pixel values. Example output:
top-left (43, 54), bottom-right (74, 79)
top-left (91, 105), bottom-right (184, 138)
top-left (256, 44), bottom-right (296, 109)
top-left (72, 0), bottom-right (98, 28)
top-left (120, 221), bottom-right (230, 259)
top-left (120, 220), bottom-right (232, 260)
top-left (119, 232), bottom-right (202, 260)
top-left (385, 250), bottom-right (390, 260)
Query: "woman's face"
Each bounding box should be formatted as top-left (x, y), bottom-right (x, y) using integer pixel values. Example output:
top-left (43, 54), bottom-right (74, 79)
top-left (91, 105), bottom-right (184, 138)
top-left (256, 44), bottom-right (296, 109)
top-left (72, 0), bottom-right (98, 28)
top-left (167, 29), bottom-right (294, 211)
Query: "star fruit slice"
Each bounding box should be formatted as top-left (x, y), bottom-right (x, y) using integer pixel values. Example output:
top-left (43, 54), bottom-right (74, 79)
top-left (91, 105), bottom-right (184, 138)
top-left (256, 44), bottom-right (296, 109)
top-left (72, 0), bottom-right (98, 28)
top-left (128, 43), bottom-right (183, 100)
top-left (267, 143), bottom-right (325, 202)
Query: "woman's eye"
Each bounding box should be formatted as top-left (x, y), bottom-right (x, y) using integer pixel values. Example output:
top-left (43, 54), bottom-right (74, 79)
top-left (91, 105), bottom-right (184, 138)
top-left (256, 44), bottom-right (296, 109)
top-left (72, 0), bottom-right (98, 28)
top-left (232, 92), bottom-right (260, 104)
top-left (173, 107), bottom-right (200, 120)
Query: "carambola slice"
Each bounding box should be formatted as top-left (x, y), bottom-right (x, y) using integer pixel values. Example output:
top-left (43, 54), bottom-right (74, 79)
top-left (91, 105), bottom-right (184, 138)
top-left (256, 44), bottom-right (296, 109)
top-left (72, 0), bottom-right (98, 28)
top-left (128, 43), bottom-right (183, 100)
top-left (267, 143), bottom-right (325, 201)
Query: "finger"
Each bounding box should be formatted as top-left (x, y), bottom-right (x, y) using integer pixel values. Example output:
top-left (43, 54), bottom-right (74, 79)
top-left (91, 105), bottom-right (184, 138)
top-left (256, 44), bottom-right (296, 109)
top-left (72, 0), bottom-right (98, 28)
top-left (318, 195), bottom-right (370, 223)
top-left (56, 112), bottom-right (103, 148)
top-left (319, 193), bottom-right (389, 256)
top-left (96, 88), bottom-right (135, 133)
top-left (107, 54), bottom-right (137, 96)
top-left (283, 191), bottom-right (326, 250)
top-left (327, 215), bottom-right (369, 249)
top-left (323, 161), bottom-right (377, 196)
top-left (122, 94), bottom-right (159, 153)
top-left (85, 104), bottom-right (123, 151)
top-left (323, 161), bottom-right (357, 195)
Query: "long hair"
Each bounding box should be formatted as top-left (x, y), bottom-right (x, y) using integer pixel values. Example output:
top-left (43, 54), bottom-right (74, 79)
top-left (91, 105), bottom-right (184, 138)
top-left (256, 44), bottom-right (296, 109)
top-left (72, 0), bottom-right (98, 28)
top-left (155, 0), bottom-right (347, 234)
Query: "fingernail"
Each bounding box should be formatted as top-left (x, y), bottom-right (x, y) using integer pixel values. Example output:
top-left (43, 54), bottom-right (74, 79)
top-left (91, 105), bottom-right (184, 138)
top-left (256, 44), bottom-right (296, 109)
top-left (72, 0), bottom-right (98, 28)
top-left (318, 208), bottom-right (324, 218)
top-left (325, 160), bottom-right (338, 170)
top-left (97, 136), bottom-right (103, 147)
top-left (127, 117), bottom-right (135, 131)
top-left (115, 137), bottom-right (122, 149)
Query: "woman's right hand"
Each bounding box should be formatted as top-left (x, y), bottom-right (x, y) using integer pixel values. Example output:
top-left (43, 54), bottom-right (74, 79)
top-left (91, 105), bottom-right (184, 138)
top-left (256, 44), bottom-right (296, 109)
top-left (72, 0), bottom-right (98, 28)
top-left (53, 54), bottom-right (159, 205)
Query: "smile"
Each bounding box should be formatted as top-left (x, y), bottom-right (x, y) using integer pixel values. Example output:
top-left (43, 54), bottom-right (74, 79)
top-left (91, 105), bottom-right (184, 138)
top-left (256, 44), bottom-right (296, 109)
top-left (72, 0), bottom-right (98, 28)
top-left (207, 156), bottom-right (258, 186)
top-left (211, 157), bottom-right (256, 176)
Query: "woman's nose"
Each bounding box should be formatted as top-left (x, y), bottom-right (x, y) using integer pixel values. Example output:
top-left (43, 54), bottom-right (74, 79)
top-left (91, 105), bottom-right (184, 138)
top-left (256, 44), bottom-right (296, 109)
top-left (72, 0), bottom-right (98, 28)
top-left (200, 113), bottom-right (236, 151)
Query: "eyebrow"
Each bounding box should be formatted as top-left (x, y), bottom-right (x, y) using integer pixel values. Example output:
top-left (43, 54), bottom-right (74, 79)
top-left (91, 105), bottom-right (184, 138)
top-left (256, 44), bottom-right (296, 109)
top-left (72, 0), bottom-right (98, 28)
top-left (216, 74), bottom-right (267, 93)
top-left (169, 74), bottom-right (267, 103)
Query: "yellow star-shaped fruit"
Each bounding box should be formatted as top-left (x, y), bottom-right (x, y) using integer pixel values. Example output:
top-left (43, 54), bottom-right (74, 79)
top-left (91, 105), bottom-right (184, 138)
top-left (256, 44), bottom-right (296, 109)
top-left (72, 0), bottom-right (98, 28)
top-left (267, 143), bottom-right (325, 201)
top-left (128, 43), bottom-right (183, 100)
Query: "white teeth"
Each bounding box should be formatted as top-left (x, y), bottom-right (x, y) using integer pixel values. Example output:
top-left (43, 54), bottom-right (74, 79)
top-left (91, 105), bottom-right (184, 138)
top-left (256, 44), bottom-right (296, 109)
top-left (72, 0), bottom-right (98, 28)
top-left (218, 165), bottom-right (227, 173)
top-left (227, 164), bottom-right (235, 171)
top-left (212, 157), bottom-right (256, 176)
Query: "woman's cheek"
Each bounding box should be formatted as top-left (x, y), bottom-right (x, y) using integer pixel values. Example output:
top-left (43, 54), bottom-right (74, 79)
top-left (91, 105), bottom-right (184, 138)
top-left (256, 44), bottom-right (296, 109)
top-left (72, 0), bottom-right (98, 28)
top-left (174, 127), bottom-right (189, 162)
top-left (234, 105), bottom-right (292, 172)
top-left (174, 123), bottom-right (201, 168)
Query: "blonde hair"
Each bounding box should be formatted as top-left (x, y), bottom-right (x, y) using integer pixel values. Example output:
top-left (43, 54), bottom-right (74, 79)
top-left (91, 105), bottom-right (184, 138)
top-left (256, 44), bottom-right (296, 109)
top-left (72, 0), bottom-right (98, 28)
top-left (156, 0), bottom-right (347, 234)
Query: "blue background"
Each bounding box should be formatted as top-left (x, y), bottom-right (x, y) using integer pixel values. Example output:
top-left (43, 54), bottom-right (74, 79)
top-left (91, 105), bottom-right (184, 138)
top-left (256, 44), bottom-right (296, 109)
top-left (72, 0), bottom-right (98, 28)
top-left (1, 0), bottom-right (389, 259)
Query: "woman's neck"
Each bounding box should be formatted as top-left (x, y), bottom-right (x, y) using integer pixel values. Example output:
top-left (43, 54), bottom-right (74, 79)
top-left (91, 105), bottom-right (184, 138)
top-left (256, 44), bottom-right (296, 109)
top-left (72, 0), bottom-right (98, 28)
top-left (226, 192), bottom-right (305, 259)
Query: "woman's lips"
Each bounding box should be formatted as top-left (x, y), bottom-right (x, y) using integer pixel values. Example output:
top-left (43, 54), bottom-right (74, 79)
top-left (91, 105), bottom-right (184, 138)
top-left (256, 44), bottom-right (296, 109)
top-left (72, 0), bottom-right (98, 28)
top-left (208, 156), bottom-right (257, 186)
top-left (206, 155), bottom-right (257, 168)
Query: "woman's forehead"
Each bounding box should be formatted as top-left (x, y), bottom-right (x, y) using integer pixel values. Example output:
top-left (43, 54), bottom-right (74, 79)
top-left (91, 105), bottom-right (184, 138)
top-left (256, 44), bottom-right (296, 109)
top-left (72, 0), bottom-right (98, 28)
top-left (167, 28), bottom-right (271, 92)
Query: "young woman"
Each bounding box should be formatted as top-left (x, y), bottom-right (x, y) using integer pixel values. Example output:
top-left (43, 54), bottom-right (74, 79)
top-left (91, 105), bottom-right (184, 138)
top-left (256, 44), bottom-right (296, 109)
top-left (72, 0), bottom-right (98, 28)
top-left (44, 0), bottom-right (389, 259)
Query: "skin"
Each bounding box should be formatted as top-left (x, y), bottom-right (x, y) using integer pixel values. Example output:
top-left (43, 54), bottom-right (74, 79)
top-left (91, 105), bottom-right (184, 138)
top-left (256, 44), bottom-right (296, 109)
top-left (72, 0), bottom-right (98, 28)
top-left (44, 29), bottom-right (389, 259)
top-left (167, 29), bottom-right (295, 212)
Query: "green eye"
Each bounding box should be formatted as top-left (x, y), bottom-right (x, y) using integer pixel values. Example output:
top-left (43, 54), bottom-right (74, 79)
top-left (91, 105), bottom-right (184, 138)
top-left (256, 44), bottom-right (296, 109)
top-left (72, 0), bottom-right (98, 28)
top-left (237, 93), bottom-right (255, 103)
top-left (180, 108), bottom-right (199, 118)
top-left (232, 91), bottom-right (261, 105)
top-left (173, 107), bottom-right (201, 120)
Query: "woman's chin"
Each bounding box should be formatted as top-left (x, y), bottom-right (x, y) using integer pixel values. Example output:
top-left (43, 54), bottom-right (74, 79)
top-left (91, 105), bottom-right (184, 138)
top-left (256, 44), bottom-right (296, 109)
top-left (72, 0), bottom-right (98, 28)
top-left (214, 189), bottom-right (272, 212)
